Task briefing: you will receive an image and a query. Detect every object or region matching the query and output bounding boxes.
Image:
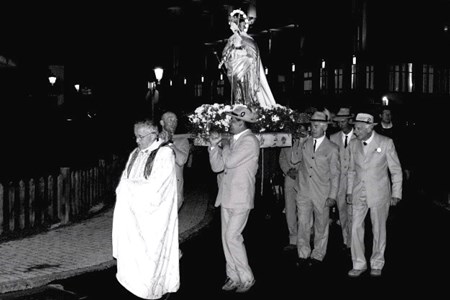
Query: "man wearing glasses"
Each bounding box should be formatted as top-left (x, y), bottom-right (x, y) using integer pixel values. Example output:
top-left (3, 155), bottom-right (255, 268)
top-left (112, 119), bottom-right (179, 300)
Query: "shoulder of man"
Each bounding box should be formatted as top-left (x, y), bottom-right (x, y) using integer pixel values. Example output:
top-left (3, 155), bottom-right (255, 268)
top-left (330, 131), bottom-right (340, 139)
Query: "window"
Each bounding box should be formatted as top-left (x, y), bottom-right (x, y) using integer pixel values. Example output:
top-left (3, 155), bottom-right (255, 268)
top-left (389, 63), bottom-right (413, 93)
top-left (217, 79), bottom-right (225, 97)
top-left (443, 68), bottom-right (450, 95)
top-left (334, 68), bottom-right (343, 93)
top-left (351, 64), bottom-right (357, 90)
top-left (194, 83), bottom-right (202, 97)
top-left (303, 71), bottom-right (313, 94)
top-left (320, 68), bottom-right (327, 93)
top-left (365, 65), bottom-right (374, 90)
top-left (422, 64), bottom-right (434, 94)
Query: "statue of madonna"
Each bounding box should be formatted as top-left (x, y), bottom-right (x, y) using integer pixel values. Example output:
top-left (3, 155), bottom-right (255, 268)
top-left (219, 9), bottom-right (276, 108)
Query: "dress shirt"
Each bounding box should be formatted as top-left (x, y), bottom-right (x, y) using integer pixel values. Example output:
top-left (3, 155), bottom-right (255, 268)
top-left (313, 135), bottom-right (326, 152)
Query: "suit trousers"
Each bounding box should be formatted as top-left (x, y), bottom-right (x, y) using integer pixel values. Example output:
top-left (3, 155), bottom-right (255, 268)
top-left (284, 176), bottom-right (298, 245)
top-left (221, 207), bottom-right (254, 284)
top-left (296, 197), bottom-right (330, 261)
top-left (351, 191), bottom-right (390, 270)
top-left (336, 193), bottom-right (352, 247)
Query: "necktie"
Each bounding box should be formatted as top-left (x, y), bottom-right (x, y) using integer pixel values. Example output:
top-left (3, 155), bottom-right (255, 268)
top-left (344, 135), bottom-right (348, 148)
top-left (313, 139), bottom-right (317, 152)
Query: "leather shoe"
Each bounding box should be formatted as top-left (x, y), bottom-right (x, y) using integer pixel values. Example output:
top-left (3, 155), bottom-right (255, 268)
top-left (235, 279), bottom-right (255, 293)
top-left (370, 269), bottom-right (382, 277)
top-left (348, 268), bottom-right (367, 277)
top-left (283, 244), bottom-right (296, 251)
top-left (222, 278), bottom-right (239, 291)
top-left (308, 258), bottom-right (322, 267)
top-left (296, 258), bottom-right (309, 269)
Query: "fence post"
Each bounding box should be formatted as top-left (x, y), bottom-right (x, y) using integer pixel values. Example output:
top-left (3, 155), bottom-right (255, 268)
top-left (0, 184), bottom-right (3, 235)
top-left (29, 179), bottom-right (35, 227)
top-left (99, 159), bottom-right (106, 203)
top-left (38, 177), bottom-right (45, 225)
top-left (8, 182), bottom-right (15, 232)
top-left (47, 176), bottom-right (54, 222)
top-left (60, 168), bottom-right (71, 224)
top-left (19, 180), bottom-right (25, 230)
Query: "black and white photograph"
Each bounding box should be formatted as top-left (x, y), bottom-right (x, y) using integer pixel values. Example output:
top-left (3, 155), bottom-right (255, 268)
top-left (0, 0), bottom-right (449, 299)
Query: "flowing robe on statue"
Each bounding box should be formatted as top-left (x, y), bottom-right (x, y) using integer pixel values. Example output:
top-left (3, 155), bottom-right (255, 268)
top-left (222, 31), bottom-right (276, 108)
top-left (112, 139), bottom-right (179, 299)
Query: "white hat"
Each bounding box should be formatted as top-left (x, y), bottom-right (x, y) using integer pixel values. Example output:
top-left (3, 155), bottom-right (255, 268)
top-left (351, 113), bottom-right (377, 125)
top-left (226, 106), bottom-right (258, 123)
top-left (310, 111), bottom-right (331, 123)
top-left (333, 107), bottom-right (354, 121)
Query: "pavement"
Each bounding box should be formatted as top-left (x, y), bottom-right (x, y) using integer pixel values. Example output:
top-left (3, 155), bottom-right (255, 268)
top-left (1, 147), bottom-right (449, 298)
top-left (0, 176), bottom-right (216, 295)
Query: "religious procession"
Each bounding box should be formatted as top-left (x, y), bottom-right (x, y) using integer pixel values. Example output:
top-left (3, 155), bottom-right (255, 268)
top-left (3, 2), bottom-right (448, 300)
top-left (112, 7), bottom-right (408, 300)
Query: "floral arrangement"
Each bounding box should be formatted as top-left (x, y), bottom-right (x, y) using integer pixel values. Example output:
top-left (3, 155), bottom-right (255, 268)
top-left (229, 9), bottom-right (250, 33)
top-left (251, 104), bottom-right (309, 136)
top-left (187, 102), bottom-right (312, 140)
top-left (187, 103), bottom-right (233, 139)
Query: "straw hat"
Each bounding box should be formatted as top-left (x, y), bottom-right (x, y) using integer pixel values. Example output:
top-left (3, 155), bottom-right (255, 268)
top-left (333, 107), bottom-right (354, 121)
top-left (310, 111), bottom-right (331, 123)
top-left (351, 113), bottom-right (378, 125)
top-left (225, 106), bottom-right (258, 123)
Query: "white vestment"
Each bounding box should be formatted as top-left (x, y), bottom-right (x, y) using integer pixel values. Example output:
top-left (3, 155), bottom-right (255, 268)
top-left (112, 140), bottom-right (179, 299)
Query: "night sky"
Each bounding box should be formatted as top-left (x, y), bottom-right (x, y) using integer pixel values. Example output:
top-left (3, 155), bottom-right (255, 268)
top-left (0, 0), bottom-right (449, 178)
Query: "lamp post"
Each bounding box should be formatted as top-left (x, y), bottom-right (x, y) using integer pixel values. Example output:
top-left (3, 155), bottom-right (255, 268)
top-left (151, 67), bottom-right (164, 120)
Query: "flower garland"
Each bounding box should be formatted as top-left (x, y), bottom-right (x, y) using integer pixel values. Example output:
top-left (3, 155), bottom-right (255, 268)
top-left (187, 103), bottom-right (233, 139)
top-left (187, 103), bottom-right (312, 140)
top-left (229, 9), bottom-right (249, 33)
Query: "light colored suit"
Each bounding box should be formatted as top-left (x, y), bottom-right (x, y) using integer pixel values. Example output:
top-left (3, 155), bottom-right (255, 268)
top-left (296, 136), bottom-right (340, 261)
top-left (172, 137), bottom-right (190, 210)
top-left (208, 129), bottom-right (260, 284)
top-left (279, 144), bottom-right (299, 245)
top-left (347, 131), bottom-right (402, 270)
top-left (330, 131), bottom-right (356, 247)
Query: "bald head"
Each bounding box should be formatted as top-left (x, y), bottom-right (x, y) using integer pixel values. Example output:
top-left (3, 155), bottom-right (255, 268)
top-left (160, 111), bottom-right (178, 134)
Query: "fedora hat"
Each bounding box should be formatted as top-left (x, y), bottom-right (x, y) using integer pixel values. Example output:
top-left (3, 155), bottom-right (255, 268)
top-left (226, 105), bottom-right (258, 123)
top-left (333, 107), bottom-right (354, 121)
top-left (351, 113), bottom-right (378, 125)
top-left (310, 111), bottom-right (331, 123)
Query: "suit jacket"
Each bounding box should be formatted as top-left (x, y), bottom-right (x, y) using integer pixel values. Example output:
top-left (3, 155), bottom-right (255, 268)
top-left (279, 144), bottom-right (299, 190)
top-left (330, 131), bottom-right (357, 201)
top-left (208, 130), bottom-right (260, 209)
top-left (347, 132), bottom-right (403, 208)
top-left (297, 136), bottom-right (340, 213)
top-left (172, 137), bottom-right (190, 206)
top-left (280, 136), bottom-right (308, 191)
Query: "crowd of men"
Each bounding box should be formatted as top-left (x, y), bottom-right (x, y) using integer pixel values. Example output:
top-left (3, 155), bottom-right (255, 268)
top-left (111, 104), bottom-right (410, 298)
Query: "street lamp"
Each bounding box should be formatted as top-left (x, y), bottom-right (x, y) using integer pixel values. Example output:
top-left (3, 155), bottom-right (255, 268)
top-left (48, 75), bottom-right (57, 86)
top-left (149, 67), bottom-right (163, 120)
top-left (154, 67), bottom-right (164, 84)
